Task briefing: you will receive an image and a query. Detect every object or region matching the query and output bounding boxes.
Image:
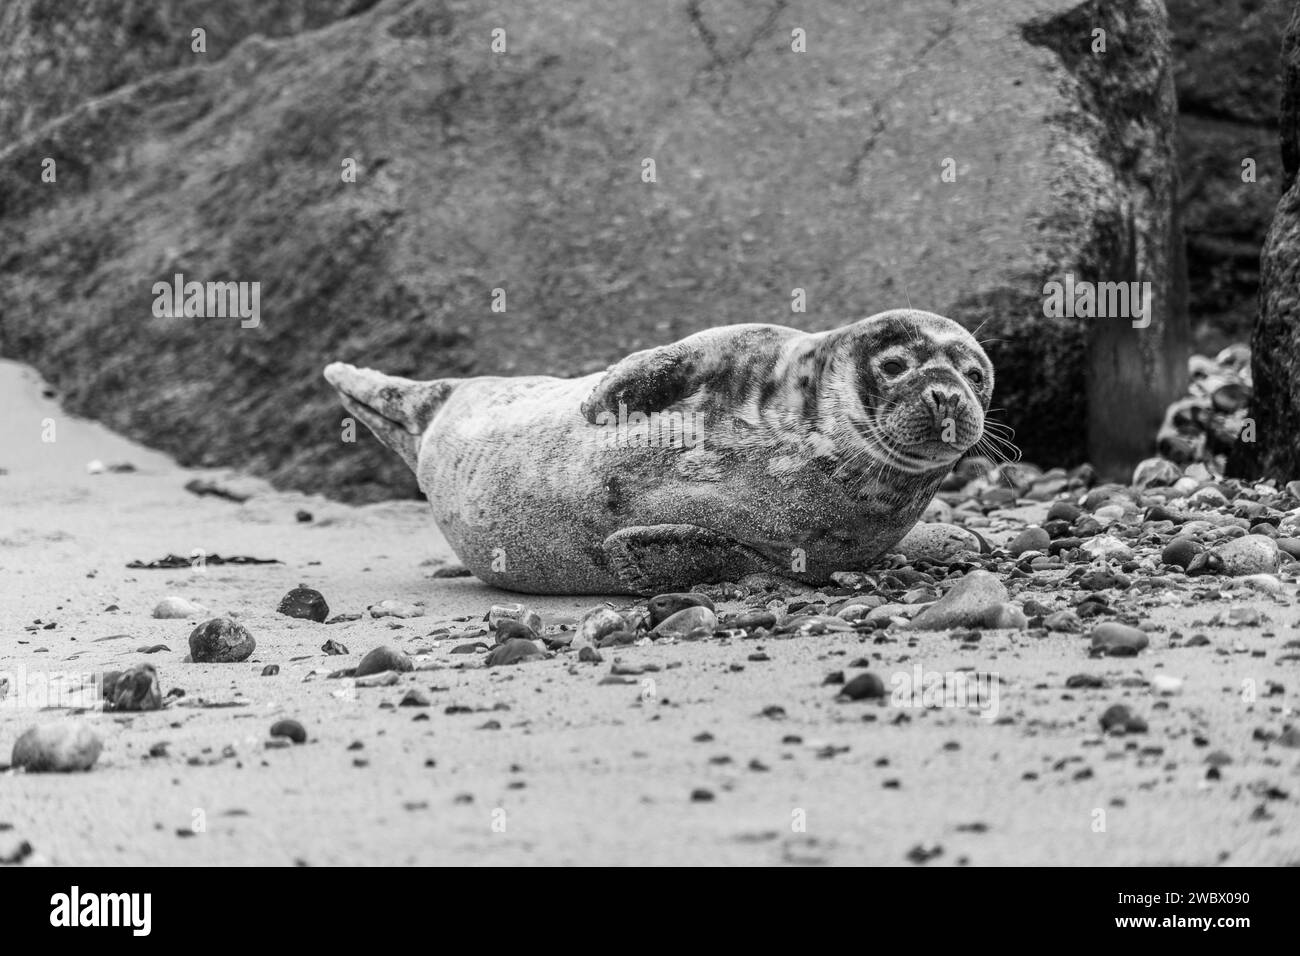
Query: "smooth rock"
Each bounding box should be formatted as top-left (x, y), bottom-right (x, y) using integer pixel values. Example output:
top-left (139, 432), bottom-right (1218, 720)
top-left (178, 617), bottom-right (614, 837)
top-left (837, 672), bottom-right (886, 701)
top-left (1150, 674), bottom-right (1183, 695)
top-left (647, 593), bottom-right (715, 627)
top-left (1009, 526), bottom-right (1051, 557)
top-left (1090, 622), bottom-right (1149, 654)
top-left (355, 646), bottom-right (413, 678)
top-left (12, 723), bottom-right (103, 772)
top-left (188, 618), bottom-right (256, 663)
top-left (1161, 536), bottom-right (1200, 568)
top-left (152, 596), bottom-right (208, 619)
top-left (269, 719), bottom-right (308, 744)
top-left (908, 571), bottom-right (1008, 630)
top-left (485, 638), bottom-right (546, 666)
top-left (896, 523), bottom-right (982, 563)
top-left (1080, 535), bottom-right (1134, 561)
top-left (651, 606), bottom-right (718, 639)
top-left (493, 619), bottom-right (538, 643)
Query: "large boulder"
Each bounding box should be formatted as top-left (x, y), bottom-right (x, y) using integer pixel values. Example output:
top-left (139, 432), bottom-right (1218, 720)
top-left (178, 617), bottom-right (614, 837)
top-left (0, 0), bottom-right (377, 143)
top-left (0, 0), bottom-right (1185, 500)
top-left (1166, 0), bottom-right (1291, 352)
top-left (1235, 5), bottom-right (1300, 483)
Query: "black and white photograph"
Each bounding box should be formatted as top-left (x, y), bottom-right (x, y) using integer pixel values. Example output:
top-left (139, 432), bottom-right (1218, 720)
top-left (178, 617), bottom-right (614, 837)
top-left (0, 0), bottom-right (1293, 919)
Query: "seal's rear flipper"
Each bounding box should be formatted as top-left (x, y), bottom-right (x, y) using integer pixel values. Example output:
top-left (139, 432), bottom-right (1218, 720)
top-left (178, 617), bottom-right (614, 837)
top-left (602, 524), bottom-right (774, 595)
top-left (323, 362), bottom-right (454, 473)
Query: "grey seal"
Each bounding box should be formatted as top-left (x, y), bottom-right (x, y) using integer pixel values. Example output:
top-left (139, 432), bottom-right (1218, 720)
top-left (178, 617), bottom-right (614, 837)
top-left (324, 308), bottom-right (994, 595)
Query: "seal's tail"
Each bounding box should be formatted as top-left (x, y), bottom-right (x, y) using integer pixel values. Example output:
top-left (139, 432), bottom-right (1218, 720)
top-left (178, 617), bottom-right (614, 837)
top-left (323, 362), bottom-right (454, 473)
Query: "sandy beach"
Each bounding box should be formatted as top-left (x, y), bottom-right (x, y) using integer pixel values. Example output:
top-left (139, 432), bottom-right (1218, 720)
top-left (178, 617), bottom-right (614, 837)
top-left (1, 358), bottom-right (1297, 866)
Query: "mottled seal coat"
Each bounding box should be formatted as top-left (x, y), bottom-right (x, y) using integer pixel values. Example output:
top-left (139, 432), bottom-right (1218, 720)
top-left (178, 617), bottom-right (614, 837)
top-left (324, 309), bottom-right (993, 595)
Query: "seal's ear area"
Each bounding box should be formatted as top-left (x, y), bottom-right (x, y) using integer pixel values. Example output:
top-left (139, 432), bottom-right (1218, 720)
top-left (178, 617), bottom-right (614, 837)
top-left (323, 362), bottom-right (453, 472)
top-left (580, 344), bottom-right (700, 423)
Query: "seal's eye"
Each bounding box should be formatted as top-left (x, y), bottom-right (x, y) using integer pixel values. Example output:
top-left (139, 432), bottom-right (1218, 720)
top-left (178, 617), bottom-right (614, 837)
top-left (966, 369), bottom-right (984, 386)
top-left (880, 359), bottom-right (906, 376)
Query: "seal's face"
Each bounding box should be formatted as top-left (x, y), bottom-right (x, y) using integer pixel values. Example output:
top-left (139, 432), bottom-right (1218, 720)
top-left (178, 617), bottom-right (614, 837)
top-left (838, 310), bottom-right (993, 474)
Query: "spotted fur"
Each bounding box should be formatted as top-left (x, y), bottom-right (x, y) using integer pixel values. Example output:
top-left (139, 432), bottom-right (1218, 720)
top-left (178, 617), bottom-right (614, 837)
top-left (324, 309), bottom-right (993, 595)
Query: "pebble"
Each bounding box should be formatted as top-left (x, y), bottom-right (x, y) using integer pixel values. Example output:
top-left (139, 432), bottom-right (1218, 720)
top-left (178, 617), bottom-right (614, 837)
top-left (321, 639), bottom-right (349, 655)
top-left (261, 665), bottom-right (280, 676)
top-left (1150, 675), bottom-right (1183, 695)
top-left (487, 603), bottom-right (543, 634)
top-left (651, 606), bottom-right (718, 639)
top-left (576, 607), bottom-right (627, 647)
top-left (368, 600), bottom-right (424, 619)
top-left (106, 664), bottom-right (162, 711)
top-left (732, 610), bottom-right (778, 630)
top-left (399, 689), bottom-right (432, 707)
top-left (1043, 610), bottom-right (1082, 632)
top-left (647, 593), bottom-right (715, 627)
top-left (485, 638), bottom-right (546, 667)
top-left (493, 619), bottom-right (538, 643)
top-left (1090, 623), bottom-right (1149, 655)
top-left (269, 719), bottom-right (307, 744)
top-left (1047, 501), bottom-right (1083, 523)
top-left (355, 646), bottom-right (414, 678)
top-left (577, 647), bottom-right (603, 663)
top-left (1009, 527), bottom-right (1051, 556)
top-left (908, 570), bottom-right (1008, 630)
top-left (276, 586), bottom-right (329, 622)
top-left (1161, 536), bottom-right (1200, 569)
top-left (11, 723), bottom-right (103, 772)
top-left (896, 522), bottom-right (982, 562)
top-left (356, 671), bottom-right (400, 687)
top-left (188, 618), bottom-right (256, 663)
top-left (1275, 537), bottom-right (1300, 560)
top-left (1240, 574), bottom-right (1284, 595)
top-left (837, 672), bottom-right (886, 701)
top-left (1133, 457), bottom-right (1182, 489)
top-left (990, 603), bottom-right (1028, 630)
top-left (1202, 534), bottom-right (1281, 576)
top-left (152, 596), bottom-right (208, 619)
top-left (1099, 704), bottom-right (1148, 734)
top-left (1080, 535), bottom-right (1133, 561)
top-left (597, 630), bottom-right (639, 648)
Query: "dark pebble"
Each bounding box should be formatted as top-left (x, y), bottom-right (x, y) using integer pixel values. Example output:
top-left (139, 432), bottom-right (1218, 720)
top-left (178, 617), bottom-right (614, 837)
top-left (276, 586), bottom-right (329, 623)
top-left (261, 665), bottom-right (280, 676)
top-left (320, 639), bottom-right (349, 656)
top-left (1099, 704), bottom-right (1148, 734)
top-left (1161, 536), bottom-right (1199, 569)
top-left (355, 646), bottom-right (414, 677)
top-left (648, 592), bottom-right (715, 627)
top-left (690, 788), bottom-right (715, 802)
top-left (269, 719), bottom-right (307, 744)
top-left (189, 618), bottom-right (256, 664)
top-left (577, 646), bottom-right (603, 663)
top-left (494, 619), bottom-right (538, 643)
top-left (485, 638), bottom-right (545, 667)
top-left (838, 672), bottom-right (886, 701)
top-left (400, 690), bottom-right (431, 707)
top-left (1046, 501), bottom-right (1083, 523)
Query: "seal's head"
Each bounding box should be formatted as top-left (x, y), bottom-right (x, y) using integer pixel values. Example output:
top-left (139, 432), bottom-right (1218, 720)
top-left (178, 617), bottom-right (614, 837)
top-left (823, 309), bottom-right (993, 474)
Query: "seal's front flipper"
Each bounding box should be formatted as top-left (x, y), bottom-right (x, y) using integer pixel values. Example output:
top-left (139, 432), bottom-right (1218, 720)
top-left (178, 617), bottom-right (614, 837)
top-left (579, 324), bottom-right (795, 423)
top-left (602, 524), bottom-right (773, 595)
top-left (324, 363), bottom-right (455, 473)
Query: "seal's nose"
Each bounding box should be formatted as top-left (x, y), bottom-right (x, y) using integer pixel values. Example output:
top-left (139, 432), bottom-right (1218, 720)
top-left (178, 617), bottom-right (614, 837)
top-left (926, 386), bottom-right (961, 429)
